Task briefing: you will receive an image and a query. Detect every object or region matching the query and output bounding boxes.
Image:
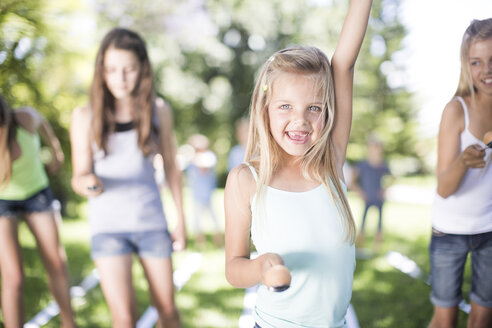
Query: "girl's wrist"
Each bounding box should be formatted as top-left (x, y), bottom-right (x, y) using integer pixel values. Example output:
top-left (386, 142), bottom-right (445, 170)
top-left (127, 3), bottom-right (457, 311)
top-left (457, 153), bottom-right (468, 170)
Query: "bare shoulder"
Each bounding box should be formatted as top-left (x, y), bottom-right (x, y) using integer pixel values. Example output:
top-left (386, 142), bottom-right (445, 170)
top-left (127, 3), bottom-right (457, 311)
top-left (439, 99), bottom-right (465, 137)
top-left (14, 106), bottom-right (41, 133)
top-left (440, 98), bottom-right (465, 132)
top-left (71, 105), bottom-right (92, 127)
top-left (72, 106), bottom-right (91, 119)
top-left (72, 105), bottom-right (91, 120)
top-left (226, 164), bottom-right (256, 197)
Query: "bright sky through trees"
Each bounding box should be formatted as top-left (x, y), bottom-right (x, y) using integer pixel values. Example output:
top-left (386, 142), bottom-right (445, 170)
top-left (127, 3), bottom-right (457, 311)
top-left (399, 0), bottom-right (492, 137)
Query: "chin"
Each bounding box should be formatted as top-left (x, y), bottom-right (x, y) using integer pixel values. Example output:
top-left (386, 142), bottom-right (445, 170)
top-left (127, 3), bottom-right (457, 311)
top-left (112, 91), bottom-right (132, 99)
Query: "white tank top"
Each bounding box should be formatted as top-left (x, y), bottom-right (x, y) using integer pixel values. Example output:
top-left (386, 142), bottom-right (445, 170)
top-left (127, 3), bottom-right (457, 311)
top-left (247, 165), bottom-right (355, 328)
top-left (88, 127), bottom-right (167, 235)
top-left (431, 97), bottom-right (492, 234)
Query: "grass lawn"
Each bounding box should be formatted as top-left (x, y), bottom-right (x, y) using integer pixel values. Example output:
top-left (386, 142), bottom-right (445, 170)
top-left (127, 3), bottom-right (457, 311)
top-left (1, 177), bottom-right (474, 327)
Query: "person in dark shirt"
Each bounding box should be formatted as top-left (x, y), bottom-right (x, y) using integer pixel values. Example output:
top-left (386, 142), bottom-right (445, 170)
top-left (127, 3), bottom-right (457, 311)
top-left (352, 136), bottom-right (391, 250)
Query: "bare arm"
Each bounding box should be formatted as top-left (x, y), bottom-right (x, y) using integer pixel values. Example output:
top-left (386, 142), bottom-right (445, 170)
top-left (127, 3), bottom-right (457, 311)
top-left (70, 106), bottom-right (103, 197)
top-left (16, 107), bottom-right (64, 174)
top-left (436, 99), bottom-right (485, 198)
top-left (37, 117), bottom-right (64, 175)
top-left (224, 165), bottom-right (284, 288)
top-left (331, 0), bottom-right (372, 170)
top-left (156, 99), bottom-right (187, 250)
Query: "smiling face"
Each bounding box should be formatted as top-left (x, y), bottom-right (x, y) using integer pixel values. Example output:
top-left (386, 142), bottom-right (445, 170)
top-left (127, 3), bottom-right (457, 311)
top-left (103, 47), bottom-right (141, 100)
top-left (268, 72), bottom-right (325, 160)
top-left (468, 37), bottom-right (492, 96)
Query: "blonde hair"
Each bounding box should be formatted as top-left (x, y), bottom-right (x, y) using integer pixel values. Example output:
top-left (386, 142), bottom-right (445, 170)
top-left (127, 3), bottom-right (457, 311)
top-left (246, 46), bottom-right (355, 243)
top-left (455, 18), bottom-right (492, 100)
top-left (0, 95), bottom-right (16, 188)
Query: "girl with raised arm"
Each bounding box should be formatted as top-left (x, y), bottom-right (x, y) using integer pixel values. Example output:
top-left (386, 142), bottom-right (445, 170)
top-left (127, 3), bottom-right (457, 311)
top-left (224, 1), bottom-right (372, 327)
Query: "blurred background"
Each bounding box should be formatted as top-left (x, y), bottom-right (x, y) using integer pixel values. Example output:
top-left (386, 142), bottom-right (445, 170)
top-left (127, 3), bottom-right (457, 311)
top-left (1, 0), bottom-right (491, 327)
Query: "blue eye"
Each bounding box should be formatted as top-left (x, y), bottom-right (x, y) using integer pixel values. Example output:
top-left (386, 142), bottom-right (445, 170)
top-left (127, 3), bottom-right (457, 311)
top-left (280, 104), bottom-right (291, 109)
top-left (309, 106), bottom-right (321, 112)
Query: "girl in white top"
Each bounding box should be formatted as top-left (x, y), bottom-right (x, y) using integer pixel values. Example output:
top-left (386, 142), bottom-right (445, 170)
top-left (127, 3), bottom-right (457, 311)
top-left (429, 18), bottom-right (492, 328)
top-left (224, 1), bottom-right (372, 327)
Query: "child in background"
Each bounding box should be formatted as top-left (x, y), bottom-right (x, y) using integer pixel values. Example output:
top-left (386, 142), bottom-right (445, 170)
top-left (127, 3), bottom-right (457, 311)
top-left (0, 95), bottom-right (76, 328)
top-left (224, 1), bottom-right (372, 327)
top-left (70, 28), bottom-right (185, 327)
top-left (351, 135), bottom-right (391, 250)
top-left (186, 134), bottom-right (222, 246)
top-left (429, 18), bottom-right (492, 328)
top-left (227, 117), bottom-right (249, 172)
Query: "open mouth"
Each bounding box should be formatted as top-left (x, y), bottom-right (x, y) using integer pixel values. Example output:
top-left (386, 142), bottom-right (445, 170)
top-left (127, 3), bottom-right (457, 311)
top-left (286, 131), bottom-right (310, 143)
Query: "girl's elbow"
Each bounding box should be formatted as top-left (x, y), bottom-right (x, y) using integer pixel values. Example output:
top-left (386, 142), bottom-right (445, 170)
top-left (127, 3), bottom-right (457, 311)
top-left (436, 186), bottom-right (453, 199)
top-left (225, 264), bottom-right (248, 288)
top-left (225, 267), bottom-right (238, 287)
top-left (331, 57), bottom-right (355, 73)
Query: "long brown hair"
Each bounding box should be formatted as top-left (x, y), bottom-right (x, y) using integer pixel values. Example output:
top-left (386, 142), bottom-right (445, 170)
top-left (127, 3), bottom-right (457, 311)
top-left (246, 46), bottom-right (355, 243)
top-left (0, 95), bottom-right (17, 188)
top-left (455, 18), bottom-right (492, 100)
top-left (90, 28), bottom-right (156, 155)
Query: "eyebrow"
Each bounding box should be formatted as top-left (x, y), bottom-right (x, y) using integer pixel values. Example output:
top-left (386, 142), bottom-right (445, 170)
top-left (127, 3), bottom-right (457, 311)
top-left (272, 99), bottom-right (324, 104)
top-left (104, 63), bottom-right (138, 69)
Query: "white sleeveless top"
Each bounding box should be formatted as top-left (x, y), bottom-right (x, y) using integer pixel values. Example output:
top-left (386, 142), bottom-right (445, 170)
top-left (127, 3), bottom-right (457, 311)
top-left (247, 165), bottom-right (355, 328)
top-left (88, 127), bottom-right (168, 235)
top-left (431, 97), bottom-right (492, 234)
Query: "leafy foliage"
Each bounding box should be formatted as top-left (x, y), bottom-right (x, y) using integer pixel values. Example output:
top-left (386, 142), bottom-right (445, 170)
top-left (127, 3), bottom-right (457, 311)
top-left (0, 0), bottom-right (423, 205)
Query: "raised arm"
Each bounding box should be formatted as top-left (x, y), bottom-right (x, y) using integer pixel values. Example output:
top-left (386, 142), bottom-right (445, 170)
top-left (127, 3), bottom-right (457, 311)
top-left (156, 98), bottom-right (187, 251)
top-left (331, 0), bottom-right (372, 169)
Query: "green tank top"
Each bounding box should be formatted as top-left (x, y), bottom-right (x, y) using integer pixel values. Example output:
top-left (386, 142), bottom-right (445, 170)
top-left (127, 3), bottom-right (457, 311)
top-left (0, 127), bottom-right (49, 200)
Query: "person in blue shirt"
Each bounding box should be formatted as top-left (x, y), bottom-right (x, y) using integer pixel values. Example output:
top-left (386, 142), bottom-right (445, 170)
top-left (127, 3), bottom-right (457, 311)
top-left (227, 117), bottom-right (249, 172)
top-left (186, 134), bottom-right (222, 246)
top-left (351, 136), bottom-right (391, 250)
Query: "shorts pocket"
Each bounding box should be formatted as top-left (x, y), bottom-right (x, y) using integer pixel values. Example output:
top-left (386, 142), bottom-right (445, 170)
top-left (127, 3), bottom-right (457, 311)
top-left (432, 228), bottom-right (447, 237)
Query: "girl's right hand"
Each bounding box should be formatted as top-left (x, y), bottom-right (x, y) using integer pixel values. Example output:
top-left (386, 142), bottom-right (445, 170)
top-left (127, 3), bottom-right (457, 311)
top-left (83, 174), bottom-right (104, 197)
top-left (460, 144), bottom-right (486, 169)
top-left (260, 253), bottom-right (291, 291)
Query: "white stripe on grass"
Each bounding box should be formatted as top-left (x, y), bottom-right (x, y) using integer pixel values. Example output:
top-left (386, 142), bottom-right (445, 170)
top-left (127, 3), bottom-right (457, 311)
top-left (136, 252), bottom-right (203, 328)
top-left (25, 253), bottom-right (202, 328)
top-left (24, 269), bottom-right (99, 328)
top-left (385, 251), bottom-right (470, 314)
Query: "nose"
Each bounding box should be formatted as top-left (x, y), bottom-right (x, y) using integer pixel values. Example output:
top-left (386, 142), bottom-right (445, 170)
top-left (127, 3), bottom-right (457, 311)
top-left (119, 70), bottom-right (127, 82)
top-left (290, 108), bottom-right (309, 127)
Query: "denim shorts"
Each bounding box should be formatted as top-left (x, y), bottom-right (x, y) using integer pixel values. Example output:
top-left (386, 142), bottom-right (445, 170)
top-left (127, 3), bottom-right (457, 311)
top-left (429, 229), bottom-right (492, 308)
top-left (91, 230), bottom-right (173, 259)
top-left (0, 187), bottom-right (54, 218)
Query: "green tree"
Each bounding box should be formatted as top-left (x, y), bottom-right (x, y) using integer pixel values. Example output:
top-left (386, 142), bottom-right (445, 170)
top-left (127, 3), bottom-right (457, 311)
top-left (91, 0), bottom-right (422, 182)
top-left (0, 0), bottom-right (89, 215)
top-left (350, 0), bottom-right (422, 175)
top-left (1, 0), bottom-right (422, 203)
